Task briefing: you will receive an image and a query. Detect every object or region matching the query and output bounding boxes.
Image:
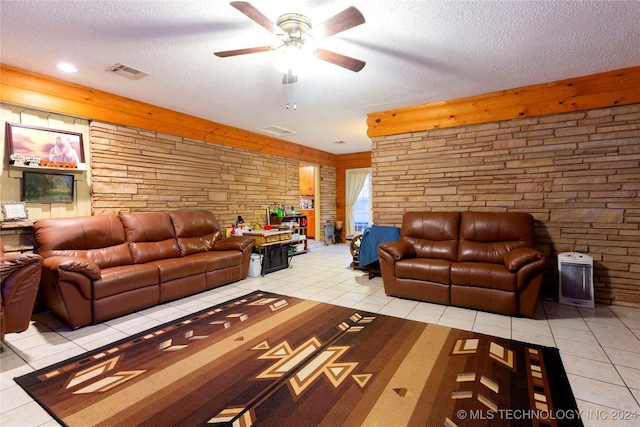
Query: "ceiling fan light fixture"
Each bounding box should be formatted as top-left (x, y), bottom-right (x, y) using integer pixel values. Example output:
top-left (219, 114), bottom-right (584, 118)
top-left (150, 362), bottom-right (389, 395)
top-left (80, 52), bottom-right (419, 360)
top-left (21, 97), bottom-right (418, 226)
top-left (276, 13), bottom-right (311, 39)
top-left (215, 3), bottom-right (366, 77)
top-left (272, 39), bottom-right (316, 75)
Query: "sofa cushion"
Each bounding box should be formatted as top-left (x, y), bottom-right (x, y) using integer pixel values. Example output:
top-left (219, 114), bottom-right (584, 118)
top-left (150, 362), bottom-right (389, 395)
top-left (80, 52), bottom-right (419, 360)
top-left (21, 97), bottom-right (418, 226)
top-left (188, 251), bottom-right (244, 271)
top-left (458, 212), bottom-right (534, 264)
top-left (396, 258), bottom-right (451, 284)
top-left (34, 215), bottom-right (133, 268)
top-left (450, 262), bottom-right (517, 292)
top-left (169, 210), bottom-right (223, 256)
top-left (92, 264), bottom-right (159, 300)
top-left (119, 212), bottom-right (180, 263)
top-left (156, 257), bottom-right (208, 283)
top-left (400, 212), bottom-right (460, 261)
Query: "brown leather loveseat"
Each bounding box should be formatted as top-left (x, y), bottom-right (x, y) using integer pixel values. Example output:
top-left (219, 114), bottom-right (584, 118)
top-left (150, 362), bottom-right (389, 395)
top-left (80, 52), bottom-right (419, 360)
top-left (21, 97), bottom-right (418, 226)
top-left (378, 211), bottom-right (546, 317)
top-left (33, 210), bottom-right (255, 328)
top-left (1, 239), bottom-right (42, 340)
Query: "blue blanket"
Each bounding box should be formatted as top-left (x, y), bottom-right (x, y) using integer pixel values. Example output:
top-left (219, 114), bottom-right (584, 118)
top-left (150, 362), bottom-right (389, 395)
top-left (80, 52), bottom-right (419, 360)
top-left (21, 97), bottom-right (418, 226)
top-left (358, 225), bottom-right (401, 267)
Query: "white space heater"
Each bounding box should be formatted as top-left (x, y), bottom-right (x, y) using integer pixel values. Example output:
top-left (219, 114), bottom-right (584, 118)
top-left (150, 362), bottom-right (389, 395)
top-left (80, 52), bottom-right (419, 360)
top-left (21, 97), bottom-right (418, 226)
top-left (558, 252), bottom-right (594, 308)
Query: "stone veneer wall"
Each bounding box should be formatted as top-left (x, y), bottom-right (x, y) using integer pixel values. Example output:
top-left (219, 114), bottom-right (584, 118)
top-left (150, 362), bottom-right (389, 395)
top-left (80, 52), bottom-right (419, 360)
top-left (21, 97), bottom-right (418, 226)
top-left (371, 104), bottom-right (640, 307)
top-left (318, 165), bottom-right (337, 243)
top-left (90, 121), bottom-right (336, 233)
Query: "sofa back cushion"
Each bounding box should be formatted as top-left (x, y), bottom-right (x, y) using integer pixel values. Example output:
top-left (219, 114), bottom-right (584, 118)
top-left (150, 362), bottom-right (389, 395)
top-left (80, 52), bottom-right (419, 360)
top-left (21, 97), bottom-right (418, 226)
top-left (400, 212), bottom-right (460, 261)
top-left (119, 212), bottom-right (180, 263)
top-left (169, 210), bottom-right (223, 256)
top-left (458, 212), bottom-right (535, 264)
top-left (33, 215), bottom-right (133, 268)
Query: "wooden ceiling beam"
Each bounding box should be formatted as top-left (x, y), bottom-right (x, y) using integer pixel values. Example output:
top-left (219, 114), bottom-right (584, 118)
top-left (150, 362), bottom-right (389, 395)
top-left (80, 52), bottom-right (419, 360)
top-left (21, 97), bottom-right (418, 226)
top-left (0, 64), bottom-right (337, 166)
top-left (367, 66), bottom-right (640, 137)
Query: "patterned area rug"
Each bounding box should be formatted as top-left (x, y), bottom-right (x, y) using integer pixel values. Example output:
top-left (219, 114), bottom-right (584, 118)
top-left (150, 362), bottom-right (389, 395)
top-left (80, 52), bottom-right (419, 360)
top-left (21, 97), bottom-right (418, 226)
top-left (16, 291), bottom-right (583, 426)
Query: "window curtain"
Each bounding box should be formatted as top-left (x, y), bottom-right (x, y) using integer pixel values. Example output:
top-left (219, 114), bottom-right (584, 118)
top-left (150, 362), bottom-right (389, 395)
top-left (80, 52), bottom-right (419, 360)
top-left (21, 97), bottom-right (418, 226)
top-left (345, 169), bottom-right (370, 237)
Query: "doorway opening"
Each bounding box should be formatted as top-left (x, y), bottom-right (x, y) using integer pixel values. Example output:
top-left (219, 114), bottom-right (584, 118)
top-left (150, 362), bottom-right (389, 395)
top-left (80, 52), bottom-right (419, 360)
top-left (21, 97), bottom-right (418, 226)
top-left (299, 163), bottom-right (319, 242)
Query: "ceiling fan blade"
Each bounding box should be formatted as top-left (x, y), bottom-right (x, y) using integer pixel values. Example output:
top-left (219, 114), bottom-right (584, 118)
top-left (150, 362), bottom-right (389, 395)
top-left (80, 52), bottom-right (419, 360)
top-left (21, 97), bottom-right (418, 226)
top-left (230, 1), bottom-right (280, 35)
top-left (309, 6), bottom-right (365, 38)
top-left (282, 70), bottom-right (298, 85)
top-left (316, 49), bottom-right (366, 72)
top-left (214, 45), bottom-right (272, 57)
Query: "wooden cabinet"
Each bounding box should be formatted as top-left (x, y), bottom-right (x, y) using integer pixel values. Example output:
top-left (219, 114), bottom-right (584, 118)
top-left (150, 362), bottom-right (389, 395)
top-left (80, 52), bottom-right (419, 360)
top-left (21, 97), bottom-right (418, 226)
top-left (299, 166), bottom-right (315, 195)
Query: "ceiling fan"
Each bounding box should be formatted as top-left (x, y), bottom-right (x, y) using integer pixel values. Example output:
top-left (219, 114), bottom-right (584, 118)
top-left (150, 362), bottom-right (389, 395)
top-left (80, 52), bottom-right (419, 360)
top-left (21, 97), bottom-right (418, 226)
top-left (214, 1), bottom-right (366, 84)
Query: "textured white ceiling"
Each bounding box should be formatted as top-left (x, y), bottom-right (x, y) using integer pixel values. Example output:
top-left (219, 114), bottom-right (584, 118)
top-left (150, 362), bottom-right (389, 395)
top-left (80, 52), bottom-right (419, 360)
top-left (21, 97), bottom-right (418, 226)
top-left (1, 1), bottom-right (639, 154)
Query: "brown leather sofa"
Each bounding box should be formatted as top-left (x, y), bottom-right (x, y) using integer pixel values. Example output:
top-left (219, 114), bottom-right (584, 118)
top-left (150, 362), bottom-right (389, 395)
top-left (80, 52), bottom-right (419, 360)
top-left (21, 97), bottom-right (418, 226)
top-left (33, 210), bottom-right (255, 328)
top-left (378, 211), bottom-right (546, 317)
top-left (1, 239), bottom-right (42, 340)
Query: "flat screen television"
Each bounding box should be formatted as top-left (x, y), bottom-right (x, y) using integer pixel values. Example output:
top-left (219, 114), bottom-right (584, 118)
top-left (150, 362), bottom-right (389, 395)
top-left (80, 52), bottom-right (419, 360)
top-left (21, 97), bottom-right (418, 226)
top-left (22, 171), bottom-right (74, 203)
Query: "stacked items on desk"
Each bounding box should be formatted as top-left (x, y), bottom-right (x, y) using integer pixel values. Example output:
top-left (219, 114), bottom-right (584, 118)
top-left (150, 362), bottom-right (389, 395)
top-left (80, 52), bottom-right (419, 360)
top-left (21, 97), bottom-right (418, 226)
top-left (243, 230), bottom-right (292, 247)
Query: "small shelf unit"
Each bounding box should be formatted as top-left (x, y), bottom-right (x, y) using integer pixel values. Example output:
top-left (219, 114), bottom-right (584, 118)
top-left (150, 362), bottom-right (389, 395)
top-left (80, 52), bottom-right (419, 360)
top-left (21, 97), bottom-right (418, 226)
top-left (282, 214), bottom-right (308, 255)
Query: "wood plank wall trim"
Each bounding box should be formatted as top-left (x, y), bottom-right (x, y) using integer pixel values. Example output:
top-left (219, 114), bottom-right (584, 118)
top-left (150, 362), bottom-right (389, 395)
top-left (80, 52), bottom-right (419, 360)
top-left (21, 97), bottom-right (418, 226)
top-left (0, 64), bottom-right (337, 166)
top-left (367, 66), bottom-right (640, 138)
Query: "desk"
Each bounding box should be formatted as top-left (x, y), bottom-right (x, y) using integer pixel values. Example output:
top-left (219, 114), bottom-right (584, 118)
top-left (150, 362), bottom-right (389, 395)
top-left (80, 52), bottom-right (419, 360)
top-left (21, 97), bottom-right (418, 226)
top-left (255, 240), bottom-right (292, 275)
top-left (244, 231), bottom-right (293, 276)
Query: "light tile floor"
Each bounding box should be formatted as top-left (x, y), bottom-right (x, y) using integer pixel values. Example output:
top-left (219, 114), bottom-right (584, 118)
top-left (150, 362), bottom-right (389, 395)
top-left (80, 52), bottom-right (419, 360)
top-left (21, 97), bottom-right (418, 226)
top-left (1, 244), bottom-right (639, 426)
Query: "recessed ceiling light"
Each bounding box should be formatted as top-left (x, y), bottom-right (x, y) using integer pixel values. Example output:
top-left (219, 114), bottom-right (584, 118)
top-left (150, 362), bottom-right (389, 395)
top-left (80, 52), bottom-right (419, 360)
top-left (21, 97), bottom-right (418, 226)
top-left (57, 63), bottom-right (77, 73)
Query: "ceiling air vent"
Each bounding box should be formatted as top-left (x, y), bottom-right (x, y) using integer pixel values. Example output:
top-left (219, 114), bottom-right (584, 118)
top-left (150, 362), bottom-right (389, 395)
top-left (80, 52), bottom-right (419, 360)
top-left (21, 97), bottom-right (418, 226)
top-left (257, 125), bottom-right (296, 137)
top-left (107, 63), bottom-right (149, 80)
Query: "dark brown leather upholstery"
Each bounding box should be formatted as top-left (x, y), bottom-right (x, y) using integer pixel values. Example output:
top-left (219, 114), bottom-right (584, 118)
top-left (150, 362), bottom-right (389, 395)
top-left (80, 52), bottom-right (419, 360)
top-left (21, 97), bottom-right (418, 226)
top-left (1, 239), bottom-right (43, 340)
top-left (378, 211), bottom-right (546, 317)
top-left (33, 210), bottom-right (254, 328)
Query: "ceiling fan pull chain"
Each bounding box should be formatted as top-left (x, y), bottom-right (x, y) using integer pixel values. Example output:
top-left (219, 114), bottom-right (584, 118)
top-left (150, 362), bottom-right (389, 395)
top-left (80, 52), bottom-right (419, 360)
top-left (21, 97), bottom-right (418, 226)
top-left (285, 69), bottom-right (297, 110)
top-left (286, 81), bottom-right (290, 109)
top-left (291, 73), bottom-right (297, 110)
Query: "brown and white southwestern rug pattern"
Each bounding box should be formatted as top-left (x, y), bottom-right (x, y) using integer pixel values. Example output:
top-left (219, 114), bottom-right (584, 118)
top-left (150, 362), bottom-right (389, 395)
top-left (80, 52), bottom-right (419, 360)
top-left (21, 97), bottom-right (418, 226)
top-left (16, 291), bottom-right (582, 426)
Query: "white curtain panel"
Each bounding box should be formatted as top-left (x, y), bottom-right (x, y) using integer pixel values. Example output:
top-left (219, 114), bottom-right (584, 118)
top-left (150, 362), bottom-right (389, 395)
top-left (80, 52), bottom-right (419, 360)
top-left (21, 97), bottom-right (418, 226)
top-left (345, 169), bottom-right (370, 237)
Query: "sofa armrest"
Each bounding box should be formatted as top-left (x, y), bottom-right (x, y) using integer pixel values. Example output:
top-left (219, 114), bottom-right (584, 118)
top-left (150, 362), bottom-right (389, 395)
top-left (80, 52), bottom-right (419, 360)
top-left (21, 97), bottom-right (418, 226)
top-left (378, 240), bottom-right (416, 261)
top-left (504, 248), bottom-right (545, 272)
top-left (1, 253), bottom-right (42, 308)
top-left (43, 256), bottom-right (102, 280)
top-left (1, 253), bottom-right (42, 278)
top-left (213, 236), bottom-right (255, 253)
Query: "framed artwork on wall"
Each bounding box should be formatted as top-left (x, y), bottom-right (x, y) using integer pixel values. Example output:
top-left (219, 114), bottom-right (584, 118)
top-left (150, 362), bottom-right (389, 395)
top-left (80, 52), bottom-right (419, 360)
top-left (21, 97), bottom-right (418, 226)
top-left (22, 171), bottom-right (75, 203)
top-left (5, 122), bottom-right (85, 167)
top-left (1, 202), bottom-right (29, 221)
